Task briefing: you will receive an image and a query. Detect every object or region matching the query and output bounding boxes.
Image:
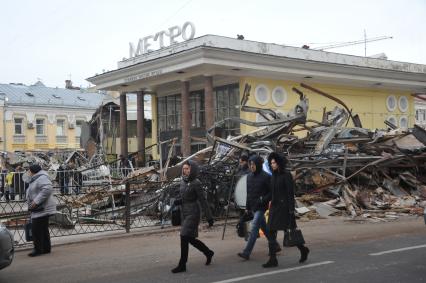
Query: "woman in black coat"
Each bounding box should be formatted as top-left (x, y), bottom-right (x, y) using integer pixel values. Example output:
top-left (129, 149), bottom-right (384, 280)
top-left (171, 160), bottom-right (214, 273)
top-left (263, 152), bottom-right (309, 268)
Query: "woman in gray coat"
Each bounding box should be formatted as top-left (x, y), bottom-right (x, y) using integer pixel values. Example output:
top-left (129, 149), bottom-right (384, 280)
top-left (171, 160), bottom-right (214, 273)
top-left (26, 164), bottom-right (57, 257)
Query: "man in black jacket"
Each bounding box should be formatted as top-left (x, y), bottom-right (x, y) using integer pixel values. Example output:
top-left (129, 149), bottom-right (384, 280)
top-left (237, 155), bottom-right (279, 260)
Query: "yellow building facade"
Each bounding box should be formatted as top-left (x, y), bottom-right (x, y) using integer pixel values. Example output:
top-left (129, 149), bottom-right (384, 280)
top-left (0, 82), bottom-right (103, 153)
top-left (239, 77), bottom-right (414, 134)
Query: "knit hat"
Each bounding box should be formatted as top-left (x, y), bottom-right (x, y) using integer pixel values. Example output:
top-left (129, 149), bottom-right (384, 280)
top-left (29, 164), bottom-right (42, 174)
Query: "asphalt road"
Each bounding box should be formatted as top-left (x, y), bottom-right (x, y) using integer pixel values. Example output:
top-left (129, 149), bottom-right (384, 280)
top-left (1, 216), bottom-right (425, 283)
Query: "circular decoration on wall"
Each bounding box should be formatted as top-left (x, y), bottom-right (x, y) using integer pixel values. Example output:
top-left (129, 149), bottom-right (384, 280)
top-left (386, 95), bottom-right (397, 112)
top-left (399, 115), bottom-right (408, 128)
top-left (271, 86), bottom-right (287, 106)
top-left (387, 115), bottom-right (397, 128)
top-left (398, 96), bottom-right (408, 112)
top-left (254, 84), bottom-right (270, 105)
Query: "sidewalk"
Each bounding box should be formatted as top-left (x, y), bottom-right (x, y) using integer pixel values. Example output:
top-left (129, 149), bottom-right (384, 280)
top-left (18, 218), bottom-right (239, 250)
top-left (18, 214), bottom-right (425, 251)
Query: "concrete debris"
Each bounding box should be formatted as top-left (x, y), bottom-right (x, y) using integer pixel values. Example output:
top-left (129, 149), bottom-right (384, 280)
top-left (311, 202), bottom-right (339, 218)
top-left (2, 84), bottom-right (425, 227)
top-left (295, 206), bottom-right (311, 215)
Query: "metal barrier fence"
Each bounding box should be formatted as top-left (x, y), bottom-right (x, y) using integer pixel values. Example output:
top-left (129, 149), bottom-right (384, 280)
top-left (0, 168), bottom-right (175, 248)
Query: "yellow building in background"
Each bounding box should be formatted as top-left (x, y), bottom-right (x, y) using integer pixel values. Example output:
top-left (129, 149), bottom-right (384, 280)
top-left (0, 81), bottom-right (104, 153)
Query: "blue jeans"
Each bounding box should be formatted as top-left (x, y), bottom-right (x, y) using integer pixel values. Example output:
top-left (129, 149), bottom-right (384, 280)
top-left (242, 210), bottom-right (277, 256)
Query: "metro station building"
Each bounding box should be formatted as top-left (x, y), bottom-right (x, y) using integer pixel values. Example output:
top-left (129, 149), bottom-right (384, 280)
top-left (87, 33), bottom-right (426, 162)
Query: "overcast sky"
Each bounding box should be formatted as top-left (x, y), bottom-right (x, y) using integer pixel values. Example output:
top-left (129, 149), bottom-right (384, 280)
top-left (1, 0), bottom-right (425, 88)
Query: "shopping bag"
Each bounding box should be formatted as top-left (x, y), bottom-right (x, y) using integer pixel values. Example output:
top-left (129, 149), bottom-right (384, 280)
top-left (236, 211), bottom-right (253, 238)
top-left (171, 205), bottom-right (181, 226)
top-left (283, 228), bottom-right (305, 247)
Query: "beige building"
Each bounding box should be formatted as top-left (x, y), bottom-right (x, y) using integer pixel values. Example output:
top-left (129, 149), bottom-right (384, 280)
top-left (0, 81), bottom-right (104, 152)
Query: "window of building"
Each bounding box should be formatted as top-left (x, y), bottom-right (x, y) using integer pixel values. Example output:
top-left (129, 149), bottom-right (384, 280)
top-left (214, 84), bottom-right (240, 137)
top-left (14, 118), bottom-right (24, 135)
top-left (399, 116), bottom-right (408, 128)
top-left (387, 116), bottom-right (397, 128)
top-left (127, 93), bottom-right (137, 103)
top-left (158, 94), bottom-right (183, 132)
top-left (75, 120), bottom-right (83, 137)
top-left (158, 96), bottom-right (167, 132)
top-left (35, 118), bottom-right (45, 135)
top-left (191, 143), bottom-right (206, 154)
top-left (158, 84), bottom-right (239, 135)
top-left (127, 120), bottom-right (137, 137)
top-left (272, 86), bottom-right (287, 106)
top-left (398, 96), bottom-right (408, 112)
top-left (254, 84), bottom-right (270, 105)
top-left (190, 91), bottom-right (205, 128)
top-left (167, 95), bottom-right (177, 130)
top-left (415, 109), bottom-right (426, 122)
top-left (176, 95), bottom-right (182, 129)
top-left (386, 95), bottom-right (397, 111)
top-left (56, 119), bottom-right (65, 136)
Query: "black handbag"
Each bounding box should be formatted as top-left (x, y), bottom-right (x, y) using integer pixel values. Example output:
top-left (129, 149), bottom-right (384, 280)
top-left (283, 228), bottom-right (305, 247)
top-left (236, 211), bottom-right (253, 238)
top-left (236, 219), bottom-right (247, 238)
top-left (24, 220), bottom-right (33, 242)
top-left (171, 205), bottom-right (181, 226)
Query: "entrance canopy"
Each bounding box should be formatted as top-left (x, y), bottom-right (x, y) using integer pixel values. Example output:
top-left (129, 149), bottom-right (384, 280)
top-left (87, 35), bottom-right (426, 94)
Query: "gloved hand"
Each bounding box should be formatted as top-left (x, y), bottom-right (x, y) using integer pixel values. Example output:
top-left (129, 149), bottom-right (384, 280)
top-left (174, 199), bottom-right (182, 206)
top-left (208, 218), bottom-right (214, 227)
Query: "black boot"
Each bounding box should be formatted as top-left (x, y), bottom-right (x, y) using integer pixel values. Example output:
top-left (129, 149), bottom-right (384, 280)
top-left (299, 246), bottom-right (310, 263)
top-left (262, 255), bottom-right (278, 268)
top-left (205, 250), bottom-right (214, 265)
top-left (28, 250), bottom-right (42, 257)
top-left (171, 262), bottom-right (186, 273)
top-left (272, 242), bottom-right (282, 254)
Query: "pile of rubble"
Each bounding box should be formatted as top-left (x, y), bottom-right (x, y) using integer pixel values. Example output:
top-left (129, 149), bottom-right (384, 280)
top-left (129, 83), bottom-right (426, 222)
top-left (8, 83), bottom-right (423, 225)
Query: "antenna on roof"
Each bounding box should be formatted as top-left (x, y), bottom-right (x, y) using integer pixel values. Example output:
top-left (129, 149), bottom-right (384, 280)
top-left (312, 34), bottom-right (393, 55)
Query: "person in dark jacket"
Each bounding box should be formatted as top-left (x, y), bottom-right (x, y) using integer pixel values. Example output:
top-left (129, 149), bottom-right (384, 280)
top-left (57, 163), bottom-right (70, 195)
top-left (13, 165), bottom-right (29, 200)
top-left (262, 152), bottom-right (309, 268)
top-left (237, 155), bottom-right (280, 260)
top-left (0, 168), bottom-right (5, 200)
top-left (26, 164), bottom-right (57, 257)
top-left (236, 155), bottom-right (250, 176)
top-left (171, 160), bottom-right (214, 273)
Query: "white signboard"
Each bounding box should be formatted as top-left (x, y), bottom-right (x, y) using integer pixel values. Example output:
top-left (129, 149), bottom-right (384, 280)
top-left (124, 70), bottom-right (163, 83)
top-left (129, 21), bottom-right (196, 58)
